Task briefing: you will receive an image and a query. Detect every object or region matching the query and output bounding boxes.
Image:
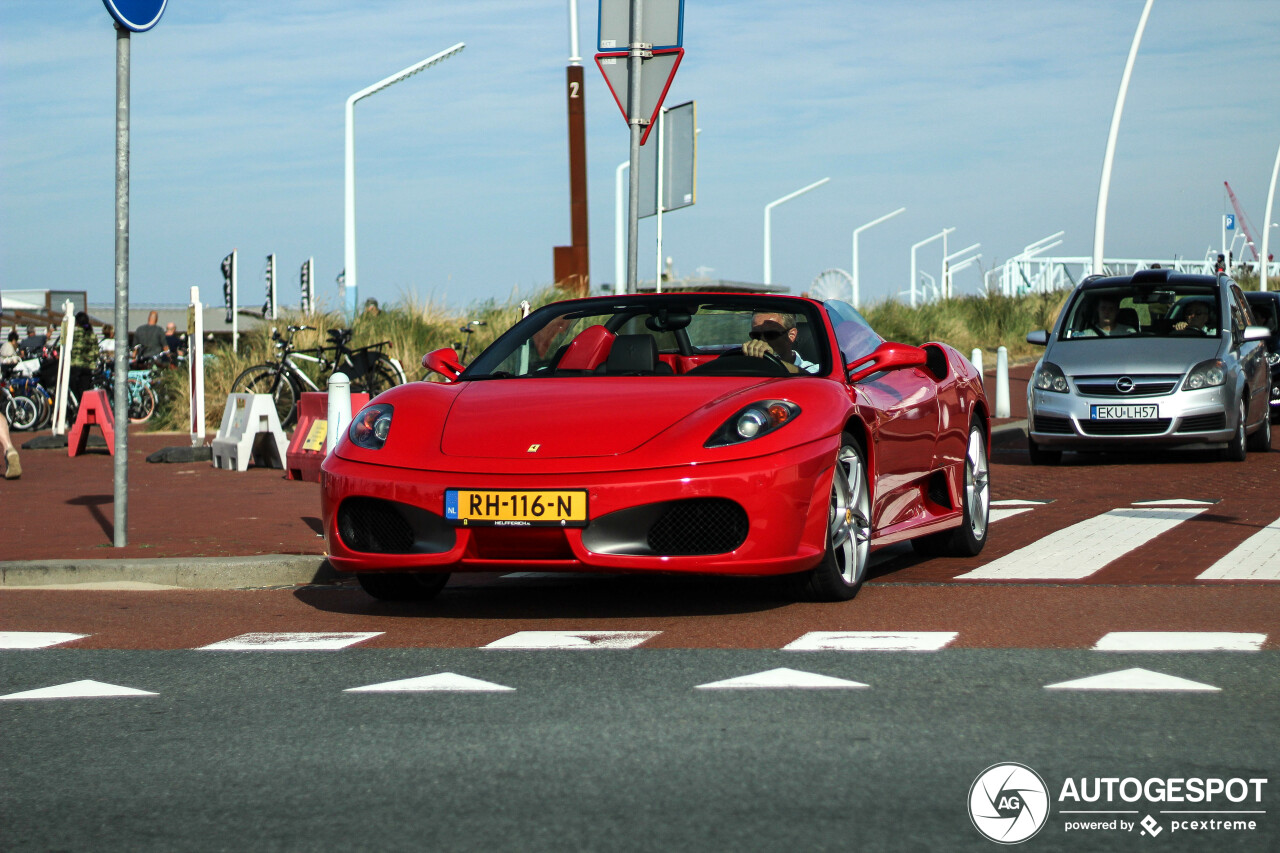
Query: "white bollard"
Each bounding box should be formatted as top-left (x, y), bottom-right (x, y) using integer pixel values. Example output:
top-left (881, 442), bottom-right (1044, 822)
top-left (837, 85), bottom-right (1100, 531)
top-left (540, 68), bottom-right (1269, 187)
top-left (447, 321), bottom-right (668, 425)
top-left (995, 346), bottom-right (1011, 418)
top-left (970, 348), bottom-right (984, 386)
top-left (189, 286), bottom-right (206, 447)
top-left (326, 372), bottom-right (351, 454)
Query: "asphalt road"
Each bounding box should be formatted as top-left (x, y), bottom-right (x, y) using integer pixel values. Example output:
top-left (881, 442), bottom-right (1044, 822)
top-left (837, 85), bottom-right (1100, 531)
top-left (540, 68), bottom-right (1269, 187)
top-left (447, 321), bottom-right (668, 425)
top-left (3, 649), bottom-right (1277, 852)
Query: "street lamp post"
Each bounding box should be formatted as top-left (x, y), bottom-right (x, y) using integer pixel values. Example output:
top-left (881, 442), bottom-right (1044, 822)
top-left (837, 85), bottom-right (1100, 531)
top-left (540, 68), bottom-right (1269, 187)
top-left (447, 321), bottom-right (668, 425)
top-left (763, 178), bottom-right (830, 286)
top-left (344, 42), bottom-right (464, 317)
top-left (1092, 0), bottom-right (1154, 274)
top-left (1262, 141), bottom-right (1280, 292)
top-left (943, 243), bottom-right (980, 297)
top-left (910, 228), bottom-right (954, 308)
top-left (851, 207), bottom-right (905, 308)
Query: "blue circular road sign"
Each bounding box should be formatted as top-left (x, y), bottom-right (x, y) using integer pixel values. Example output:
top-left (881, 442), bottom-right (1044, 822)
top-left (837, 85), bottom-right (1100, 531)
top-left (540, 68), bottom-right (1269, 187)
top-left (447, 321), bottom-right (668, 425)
top-left (102, 0), bottom-right (168, 32)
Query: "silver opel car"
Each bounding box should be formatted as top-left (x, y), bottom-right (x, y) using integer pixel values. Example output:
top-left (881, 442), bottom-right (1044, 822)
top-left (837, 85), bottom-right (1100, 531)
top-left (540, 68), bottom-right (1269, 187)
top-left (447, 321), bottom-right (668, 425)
top-left (1025, 268), bottom-right (1272, 464)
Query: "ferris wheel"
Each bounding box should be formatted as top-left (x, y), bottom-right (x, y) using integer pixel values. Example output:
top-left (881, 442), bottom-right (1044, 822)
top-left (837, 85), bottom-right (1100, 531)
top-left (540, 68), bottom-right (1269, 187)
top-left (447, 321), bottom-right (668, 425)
top-left (808, 268), bottom-right (855, 303)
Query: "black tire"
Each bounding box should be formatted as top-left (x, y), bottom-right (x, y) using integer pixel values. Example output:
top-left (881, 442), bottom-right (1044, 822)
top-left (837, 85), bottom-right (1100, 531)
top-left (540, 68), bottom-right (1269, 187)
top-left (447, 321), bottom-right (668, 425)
top-left (913, 424), bottom-right (991, 558)
top-left (356, 571), bottom-right (450, 602)
top-left (1247, 406), bottom-right (1272, 453)
top-left (1223, 399), bottom-right (1248, 462)
top-left (796, 435), bottom-right (872, 602)
top-left (351, 353), bottom-right (402, 398)
top-left (4, 394), bottom-right (40, 431)
top-left (127, 378), bottom-right (156, 423)
top-left (232, 364), bottom-right (300, 427)
top-left (1027, 436), bottom-right (1061, 466)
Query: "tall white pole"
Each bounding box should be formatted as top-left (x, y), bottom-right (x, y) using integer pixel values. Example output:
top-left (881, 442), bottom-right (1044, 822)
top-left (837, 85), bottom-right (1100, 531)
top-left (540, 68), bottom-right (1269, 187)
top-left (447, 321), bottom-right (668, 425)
top-left (655, 107), bottom-right (665, 292)
top-left (852, 207), bottom-right (905, 308)
top-left (567, 0), bottom-right (581, 64)
top-left (909, 228), bottom-right (953, 308)
top-left (1264, 141), bottom-right (1280, 291)
top-left (763, 177), bottom-right (830, 286)
top-left (344, 42), bottom-right (465, 318)
top-left (1092, 0), bottom-right (1154, 274)
top-left (615, 160), bottom-right (628, 294)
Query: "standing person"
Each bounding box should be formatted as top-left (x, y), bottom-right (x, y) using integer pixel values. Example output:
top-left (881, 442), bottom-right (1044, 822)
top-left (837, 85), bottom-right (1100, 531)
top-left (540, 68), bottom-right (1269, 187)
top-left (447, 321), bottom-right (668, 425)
top-left (70, 311), bottom-right (99, 397)
top-left (163, 322), bottom-right (184, 358)
top-left (99, 324), bottom-right (116, 360)
top-left (0, 408), bottom-right (19, 479)
top-left (134, 310), bottom-right (165, 361)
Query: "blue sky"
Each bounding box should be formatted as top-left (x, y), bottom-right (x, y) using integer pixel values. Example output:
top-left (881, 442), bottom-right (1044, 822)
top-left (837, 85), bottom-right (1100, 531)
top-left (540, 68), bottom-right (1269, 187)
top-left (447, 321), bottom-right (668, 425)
top-left (3, 1), bottom-right (1279, 313)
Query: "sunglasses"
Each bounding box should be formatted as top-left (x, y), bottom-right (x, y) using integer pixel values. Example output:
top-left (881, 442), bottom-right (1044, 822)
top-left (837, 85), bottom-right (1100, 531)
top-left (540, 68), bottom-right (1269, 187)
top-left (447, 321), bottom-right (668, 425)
top-left (749, 329), bottom-right (786, 341)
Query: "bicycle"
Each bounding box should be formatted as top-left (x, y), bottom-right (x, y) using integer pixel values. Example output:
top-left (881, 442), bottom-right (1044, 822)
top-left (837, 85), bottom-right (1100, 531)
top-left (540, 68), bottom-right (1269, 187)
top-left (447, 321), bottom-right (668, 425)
top-left (230, 325), bottom-right (407, 428)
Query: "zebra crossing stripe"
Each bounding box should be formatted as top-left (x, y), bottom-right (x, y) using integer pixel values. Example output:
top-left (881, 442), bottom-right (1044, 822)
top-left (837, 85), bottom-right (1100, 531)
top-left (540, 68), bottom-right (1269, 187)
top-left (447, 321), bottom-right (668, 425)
top-left (956, 506), bottom-right (1209, 580)
top-left (1093, 632), bottom-right (1266, 652)
top-left (198, 632), bottom-right (382, 650)
top-left (483, 631), bottom-right (659, 650)
top-left (0, 632), bottom-right (86, 649)
top-left (783, 631), bottom-right (957, 652)
top-left (1198, 515), bottom-right (1280, 581)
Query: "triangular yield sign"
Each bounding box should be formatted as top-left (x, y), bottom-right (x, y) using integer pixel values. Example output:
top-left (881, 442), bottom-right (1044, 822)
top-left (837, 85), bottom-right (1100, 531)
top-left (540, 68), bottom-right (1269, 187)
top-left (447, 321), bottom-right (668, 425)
top-left (345, 673), bottom-right (515, 693)
top-left (0, 680), bottom-right (158, 700)
top-left (595, 48), bottom-right (683, 145)
top-left (695, 667), bottom-right (869, 691)
top-left (1044, 668), bottom-right (1220, 692)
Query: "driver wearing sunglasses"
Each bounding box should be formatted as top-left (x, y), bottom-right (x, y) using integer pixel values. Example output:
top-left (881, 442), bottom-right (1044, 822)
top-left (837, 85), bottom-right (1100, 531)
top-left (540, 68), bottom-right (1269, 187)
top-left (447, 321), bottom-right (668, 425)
top-left (741, 311), bottom-right (819, 374)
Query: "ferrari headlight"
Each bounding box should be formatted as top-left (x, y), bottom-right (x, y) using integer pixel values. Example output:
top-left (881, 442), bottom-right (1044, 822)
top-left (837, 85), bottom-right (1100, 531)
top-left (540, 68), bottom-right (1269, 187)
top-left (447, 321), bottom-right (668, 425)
top-left (348, 403), bottom-right (393, 449)
top-left (1032, 361), bottom-right (1070, 393)
top-left (706, 400), bottom-right (800, 448)
top-left (1183, 359), bottom-right (1226, 391)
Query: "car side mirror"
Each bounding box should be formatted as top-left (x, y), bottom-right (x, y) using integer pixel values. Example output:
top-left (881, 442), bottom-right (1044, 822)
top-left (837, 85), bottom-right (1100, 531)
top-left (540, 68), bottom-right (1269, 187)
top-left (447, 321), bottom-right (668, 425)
top-left (1243, 325), bottom-right (1270, 343)
top-left (1026, 330), bottom-right (1049, 346)
top-left (422, 347), bottom-right (464, 381)
top-left (845, 341), bottom-right (928, 384)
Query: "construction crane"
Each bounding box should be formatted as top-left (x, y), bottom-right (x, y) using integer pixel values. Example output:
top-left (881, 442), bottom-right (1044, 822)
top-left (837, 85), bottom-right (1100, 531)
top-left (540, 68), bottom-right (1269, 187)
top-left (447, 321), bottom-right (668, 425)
top-left (1224, 181), bottom-right (1261, 262)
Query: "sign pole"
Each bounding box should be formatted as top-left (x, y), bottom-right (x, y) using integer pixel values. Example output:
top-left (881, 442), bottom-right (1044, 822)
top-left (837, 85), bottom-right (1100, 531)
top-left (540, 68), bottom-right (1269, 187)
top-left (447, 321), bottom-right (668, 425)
top-left (626, 0), bottom-right (646, 293)
top-left (112, 23), bottom-right (131, 547)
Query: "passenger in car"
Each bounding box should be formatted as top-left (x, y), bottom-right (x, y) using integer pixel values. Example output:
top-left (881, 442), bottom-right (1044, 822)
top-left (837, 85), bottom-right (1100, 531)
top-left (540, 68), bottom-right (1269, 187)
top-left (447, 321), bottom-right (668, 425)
top-left (1077, 296), bottom-right (1136, 337)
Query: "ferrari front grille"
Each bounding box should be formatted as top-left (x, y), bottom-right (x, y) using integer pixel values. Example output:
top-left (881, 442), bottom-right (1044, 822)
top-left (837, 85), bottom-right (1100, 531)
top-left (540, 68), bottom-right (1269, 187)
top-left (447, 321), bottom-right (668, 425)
top-left (646, 498), bottom-right (748, 556)
top-left (337, 497), bottom-right (416, 553)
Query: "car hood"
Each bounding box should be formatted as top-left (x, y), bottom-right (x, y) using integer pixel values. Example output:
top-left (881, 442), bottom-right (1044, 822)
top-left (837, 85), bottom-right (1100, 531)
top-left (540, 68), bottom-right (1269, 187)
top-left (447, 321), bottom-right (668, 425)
top-left (1048, 335), bottom-right (1223, 375)
top-left (439, 378), bottom-right (773, 459)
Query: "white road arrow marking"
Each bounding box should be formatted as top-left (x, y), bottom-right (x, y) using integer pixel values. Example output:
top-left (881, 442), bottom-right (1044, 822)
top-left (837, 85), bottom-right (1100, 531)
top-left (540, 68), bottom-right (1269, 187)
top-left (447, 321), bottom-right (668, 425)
top-left (345, 673), bottom-right (515, 693)
top-left (198, 632), bottom-right (382, 650)
top-left (0, 632), bottom-right (87, 649)
top-left (483, 631), bottom-right (659, 650)
top-left (783, 631), bottom-right (957, 652)
top-left (1199, 515), bottom-right (1280, 580)
top-left (1093, 632), bottom-right (1265, 652)
top-left (695, 668), bottom-right (869, 690)
top-left (0, 680), bottom-right (158, 700)
top-left (956, 507), bottom-right (1208, 580)
top-left (1044, 668), bottom-right (1220, 692)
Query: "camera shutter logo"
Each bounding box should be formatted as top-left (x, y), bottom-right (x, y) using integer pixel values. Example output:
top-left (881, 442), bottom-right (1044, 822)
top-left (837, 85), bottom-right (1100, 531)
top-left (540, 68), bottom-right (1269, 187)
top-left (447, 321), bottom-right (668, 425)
top-left (969, 763), bottom-right (1050, 844)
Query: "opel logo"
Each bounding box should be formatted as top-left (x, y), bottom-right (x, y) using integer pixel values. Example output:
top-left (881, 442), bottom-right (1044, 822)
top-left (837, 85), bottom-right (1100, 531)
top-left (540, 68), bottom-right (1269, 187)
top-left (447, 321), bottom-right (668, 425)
top-left (1115, 377), bottom-right (1135, 394)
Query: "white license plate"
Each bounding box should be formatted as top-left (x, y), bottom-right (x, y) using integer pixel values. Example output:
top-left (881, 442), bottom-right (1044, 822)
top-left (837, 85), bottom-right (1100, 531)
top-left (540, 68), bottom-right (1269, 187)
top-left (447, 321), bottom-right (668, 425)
top-left (1091, 404), bottom-right (1158, 420)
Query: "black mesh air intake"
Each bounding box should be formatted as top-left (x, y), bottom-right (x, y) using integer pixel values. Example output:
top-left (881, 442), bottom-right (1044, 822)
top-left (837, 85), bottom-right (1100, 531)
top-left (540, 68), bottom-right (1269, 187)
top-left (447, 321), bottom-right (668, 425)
top-left (646, 498), bottom-right (748, 556)
top-left (337, 497), bottom-right (415, 553)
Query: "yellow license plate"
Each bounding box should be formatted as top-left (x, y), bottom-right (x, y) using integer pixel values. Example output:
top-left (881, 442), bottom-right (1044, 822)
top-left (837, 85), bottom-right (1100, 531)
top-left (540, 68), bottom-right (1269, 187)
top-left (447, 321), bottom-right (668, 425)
top-left (445, 489), bottom-right (588, 527)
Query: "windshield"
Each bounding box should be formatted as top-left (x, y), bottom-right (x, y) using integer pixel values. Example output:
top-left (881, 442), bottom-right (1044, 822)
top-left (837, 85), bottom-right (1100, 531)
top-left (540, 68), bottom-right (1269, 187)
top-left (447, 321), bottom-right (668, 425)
top-left (1059, 283), bottom-right (1221, 340)
top-left (463, 295), bottom-right (830, 379)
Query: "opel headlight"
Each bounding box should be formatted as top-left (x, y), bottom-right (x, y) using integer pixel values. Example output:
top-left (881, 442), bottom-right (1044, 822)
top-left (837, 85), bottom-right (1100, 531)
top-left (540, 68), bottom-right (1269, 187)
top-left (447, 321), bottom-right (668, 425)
top-left (348, 403), bottom-right (393, 449)
top-left (1033, 361), bottom-right (1070, 393)
top-left (706, 400), bottom-right (800, 448)
top-left (1183, 360), bottom-right (1226, 391)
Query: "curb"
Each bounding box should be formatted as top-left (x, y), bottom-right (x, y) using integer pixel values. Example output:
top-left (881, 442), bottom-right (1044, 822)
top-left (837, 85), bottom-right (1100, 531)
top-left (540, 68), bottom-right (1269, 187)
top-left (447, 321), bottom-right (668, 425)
top-left (0, 554), bottom-right (348, 590)
top-left (991, 419), bottom-right (1027, 449)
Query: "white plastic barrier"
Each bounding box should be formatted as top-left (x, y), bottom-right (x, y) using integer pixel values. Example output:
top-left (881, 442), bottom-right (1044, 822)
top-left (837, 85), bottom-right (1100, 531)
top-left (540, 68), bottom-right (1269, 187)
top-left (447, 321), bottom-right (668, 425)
top-left (211, 393), bottom-right (288, 471)
top-left (970, 348), bottom-right (984, 390)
